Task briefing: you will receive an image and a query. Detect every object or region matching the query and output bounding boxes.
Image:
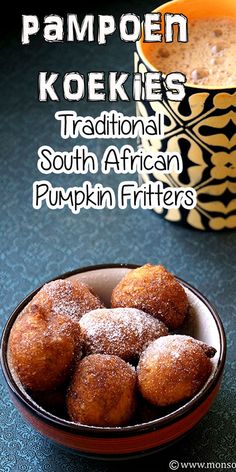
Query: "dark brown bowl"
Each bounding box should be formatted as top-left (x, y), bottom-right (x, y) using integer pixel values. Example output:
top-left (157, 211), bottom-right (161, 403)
top-left (0, 264), bottom-right (226, 460)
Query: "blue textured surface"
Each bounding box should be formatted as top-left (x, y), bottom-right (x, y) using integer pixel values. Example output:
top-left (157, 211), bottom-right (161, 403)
top-left (1, 2), bottom-right (236, 471)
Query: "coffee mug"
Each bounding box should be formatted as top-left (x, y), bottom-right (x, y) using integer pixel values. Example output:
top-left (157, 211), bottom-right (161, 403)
top-left (135, 0), bottom-right (236, 230)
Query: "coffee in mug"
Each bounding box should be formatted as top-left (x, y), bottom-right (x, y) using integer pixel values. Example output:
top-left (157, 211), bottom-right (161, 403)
top-left (146, 17), bottom-right (236, 87)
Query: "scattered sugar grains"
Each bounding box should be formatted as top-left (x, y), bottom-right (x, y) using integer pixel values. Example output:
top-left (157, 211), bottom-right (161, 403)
top-left (138, 335), bottom-right (215, 407)
top-left (79, 307), bottom-right (168, 362)
top-left (8, 278), bottom-right (104, 392)
top-left (41, 278), bottom-right (103, 320)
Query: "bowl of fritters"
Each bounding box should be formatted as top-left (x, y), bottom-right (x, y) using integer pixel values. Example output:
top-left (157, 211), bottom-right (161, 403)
top-left (0, 263), bottom-right (226, 459)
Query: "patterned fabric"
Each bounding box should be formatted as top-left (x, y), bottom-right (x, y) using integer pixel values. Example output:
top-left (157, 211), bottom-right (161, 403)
top-left (135, 52), bottom-right (236, 230)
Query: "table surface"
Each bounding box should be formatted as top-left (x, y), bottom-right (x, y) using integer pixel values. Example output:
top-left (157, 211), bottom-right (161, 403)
top-left (1, 1), bottom-right (236, 471)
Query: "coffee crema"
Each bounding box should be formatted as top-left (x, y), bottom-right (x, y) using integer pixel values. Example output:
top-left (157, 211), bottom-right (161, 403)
top-left (145, 17), bottom-right (236, 87)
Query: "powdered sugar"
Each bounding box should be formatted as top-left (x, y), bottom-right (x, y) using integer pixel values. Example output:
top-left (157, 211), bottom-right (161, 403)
top-left (80, 307), bottom-right (168, 362)
top-left (43, 279), bottom-right (103, 320)
top-left (138, 335), bottom-right (215, 407)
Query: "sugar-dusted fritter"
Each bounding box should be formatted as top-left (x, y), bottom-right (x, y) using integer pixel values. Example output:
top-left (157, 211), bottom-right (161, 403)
top-left (79, 307), bottom-right (168, 362)
top-left (67, 354), bottom-right (137, 427)
top-left (8, 278), bottom-right (103, 392)
top-left (8, 301), bottom-right (82, 392)
top-left (34, 278), bottom-right (104, 321)
top-left (138, 335), bottom-right (216, 407)
top-left (111, 264), bottom-right (189, 329)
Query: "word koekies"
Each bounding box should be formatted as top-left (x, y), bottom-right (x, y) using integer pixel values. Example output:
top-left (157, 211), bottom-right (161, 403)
top-left (38, 71), bottom-right (186, 102)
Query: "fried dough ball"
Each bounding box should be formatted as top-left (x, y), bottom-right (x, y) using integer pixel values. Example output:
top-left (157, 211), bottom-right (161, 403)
top-left (111, 264), bottom-right (188, 329)
top-left (138, 335), bottom-right (215, 407)
top-left (8, 277), bottom-right (103, 392)
top-left (8, 301), bottom-right (82, 392)
top-left (34, 278), bottom-right (104, 321)
top-left (79, 308), bottom-right (168, 362)
top-left (67, 354), bottom-right (137, 426)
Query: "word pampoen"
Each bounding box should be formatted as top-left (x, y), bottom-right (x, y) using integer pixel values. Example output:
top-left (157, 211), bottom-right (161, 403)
top-left (22, 13), bottom-right (188, 45)
top-left (26, 11), bottom-right (195, 214)
top-left (23, 12), bottom-right (188, 103)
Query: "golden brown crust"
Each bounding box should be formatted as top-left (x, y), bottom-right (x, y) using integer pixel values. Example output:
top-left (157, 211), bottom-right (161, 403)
top-left (67, 354), bottom-right (137, 427)
top-left (137, 335), bottom-right (214, 407)
top-left (8, 302), bottom-right (82, 391)
top-left (7, 278), bottom-right (102, 392)
top-left (9, 279), bottom-right (103, 391)
top-left (79, 307), bottom-right (168, 362)
top-left (195, 340), bottom-right (217, 358)
top-left (111, 264), bottom-right (189, 330)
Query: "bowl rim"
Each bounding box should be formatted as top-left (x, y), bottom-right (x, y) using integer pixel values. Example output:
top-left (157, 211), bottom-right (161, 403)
top-left (0, 263), bottom-right (227, 437)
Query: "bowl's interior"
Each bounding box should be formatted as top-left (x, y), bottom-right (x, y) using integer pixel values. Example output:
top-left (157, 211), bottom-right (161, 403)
top-left (6, 265), bottom-right (223, 431)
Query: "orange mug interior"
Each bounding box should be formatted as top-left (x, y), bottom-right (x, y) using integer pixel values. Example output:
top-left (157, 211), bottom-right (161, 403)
top-left (139, 0), bottom-right (236, 89)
